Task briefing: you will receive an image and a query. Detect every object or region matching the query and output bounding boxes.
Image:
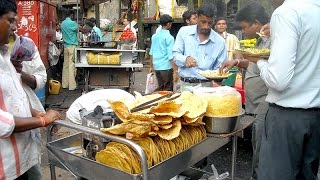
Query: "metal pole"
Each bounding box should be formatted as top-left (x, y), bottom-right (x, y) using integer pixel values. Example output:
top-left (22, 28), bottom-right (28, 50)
top-left (138, 0), bottom-right (145, 62)
top-left (231, 135), bottom-right (238, 180)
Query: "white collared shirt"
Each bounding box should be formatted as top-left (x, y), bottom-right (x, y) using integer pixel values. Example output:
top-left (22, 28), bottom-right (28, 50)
top-left (257, 0), bottom-right (320, 108)
top-left (0, 46), bottom-right (39, 179)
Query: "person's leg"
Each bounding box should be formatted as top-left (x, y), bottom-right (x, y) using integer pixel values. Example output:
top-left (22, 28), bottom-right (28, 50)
top-left (68, 46), bottom-right (77, 90)
top-left (300, 112), bottom-right (320, 179)
top-left (251, 102), bottom-right (268, 180)
top-left (27, 164), bottom-right (42, 180)
top-left (62, 47), bottom-right (69, 88)
top-left (258, 105), bottom-right (315, 180)
top-left (161, 69), bottom-right (173, 91)
top-left (154, 71), bottom-right (164, 91)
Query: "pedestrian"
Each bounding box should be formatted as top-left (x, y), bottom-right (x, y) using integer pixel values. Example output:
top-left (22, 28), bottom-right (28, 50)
top-left (149, 14), bottom-right (176, 91)
top-left (219, 2), bottom-right (270, 180)
top-left (214, 17), bottom-right (240, 61)
top-left (61, 10), bottom-right (78, 91)
top-left (173, 3), bottom-right (227, 91)
top-left (88, 17), bottom-right (102, 40)
top-left (182, 10), bottom-right (197, 26)
top-left (257, 0), bottom-right (320, 179)
top-left (0, 1), bottom-right (62, 179)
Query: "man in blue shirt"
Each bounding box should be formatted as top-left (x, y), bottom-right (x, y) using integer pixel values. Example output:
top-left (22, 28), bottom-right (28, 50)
top-left (88, 17), bottom-right (102, 40)
top-left (61, 11), bottom-right (78, 90)
top-left (149, 14), bottom-right (175, 91)
top-left (173, 4), bottom-right (227, 90)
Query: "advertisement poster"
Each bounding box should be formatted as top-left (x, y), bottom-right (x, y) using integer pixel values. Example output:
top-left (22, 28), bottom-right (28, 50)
top-left (17, 1), bottom-right (39, 47)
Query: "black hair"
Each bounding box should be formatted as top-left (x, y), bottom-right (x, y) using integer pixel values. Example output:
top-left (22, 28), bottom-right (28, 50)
top-left (85, 20), bottom-right (94, 28)
top-left (0, 0), bottom-right (17, 17)
top-left (197, 3), bottom-right (216, 18)
top-left (66, 10), bottom-right (74, 17)
top-left (236, 1), bottom-right (269, 25)
top-left (182, 10), bottom-right (196, 23)
top-left (214, 17), bottom-right (227, 25)
top-left (88, 17), bottom-right (96, 24)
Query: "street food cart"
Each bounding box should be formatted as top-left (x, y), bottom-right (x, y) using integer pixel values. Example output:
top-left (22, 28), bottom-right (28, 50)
top-left (47, 88), bottom-right (254, 180)
top-left (75, 47), bottom-right (144, 93)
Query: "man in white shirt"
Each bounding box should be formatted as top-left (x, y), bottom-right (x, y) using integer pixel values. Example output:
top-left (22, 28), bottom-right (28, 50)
top-left (0, 1), bottom-right (62, 179)
top-left (214, 17), bottom-right (240, 61)
top-left (257, 0), bottom-right (320, 179)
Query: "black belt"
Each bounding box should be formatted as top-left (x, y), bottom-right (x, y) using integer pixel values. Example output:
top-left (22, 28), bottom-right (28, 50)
top-left (180, 77), bottom-right (211, 83)
top-left (269, 103), bottom-right (320, 112)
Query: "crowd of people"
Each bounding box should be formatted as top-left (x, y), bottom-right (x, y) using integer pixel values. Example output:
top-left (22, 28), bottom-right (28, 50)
top-left (149, 1), bottom-right (320, 180)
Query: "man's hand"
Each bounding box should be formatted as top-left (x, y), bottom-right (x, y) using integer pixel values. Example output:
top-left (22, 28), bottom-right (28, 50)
top-left (219, 60), bottom-right (238, 74)
top-left (41, 110), bottom-right (63, 127)
top-left (31, 109), bottom-right (45, 118)
top-left (185, 56), bottom-right (198, 68)
top-left (173, 71), bottom-right (179, 83)
top-left (11, 61), bottom-right (23, 73)
top-left (260, 23), bottom-right (270, 37)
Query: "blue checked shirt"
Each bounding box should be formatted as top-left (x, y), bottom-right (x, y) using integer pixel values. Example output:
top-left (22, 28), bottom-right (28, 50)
top-left (173, 25), bottom-right (227, 79)
top-left (90, 29), bottom-right (100, 42)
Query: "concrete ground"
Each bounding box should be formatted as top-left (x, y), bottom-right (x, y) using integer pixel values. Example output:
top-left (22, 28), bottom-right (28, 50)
top-left (41, 66), bottom-right (319, 180)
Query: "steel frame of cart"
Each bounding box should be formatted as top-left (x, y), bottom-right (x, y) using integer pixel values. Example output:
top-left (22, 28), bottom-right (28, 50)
top-left (47, 116), bottom-right (254, 180)
top-left (75, 47), bottom-right (145, 93)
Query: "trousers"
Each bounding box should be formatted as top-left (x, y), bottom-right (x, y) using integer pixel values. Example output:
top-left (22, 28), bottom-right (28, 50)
top-left (258, 104), bottom-right (320, 180)
top-left (62, 46), bottom-right (77, 90)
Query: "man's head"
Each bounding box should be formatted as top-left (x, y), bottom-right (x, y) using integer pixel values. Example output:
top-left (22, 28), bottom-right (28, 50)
top-left (214, 17), bottom-right (227, 34)
top-left (236, 1), bottom-right (269, 39)
top-left (66, 10), bottom-right (75, 20)
top-left (88, 17), bottom-right (97, 26)
top-left (83, 20), bottom-right (94, 34)
top-left (123, 18), bottom-right (130, 26)
top-left (197, 4), bottom-right (216, 36)
top-left (182, 10), bottom-right (197, 26)
top-left (0, 0), bottom-right (17, 45)
top-left (160, 14), bottom-right (174, 30)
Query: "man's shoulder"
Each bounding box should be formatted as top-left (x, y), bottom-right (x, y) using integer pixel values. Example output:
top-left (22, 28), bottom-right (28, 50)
top-left (178, 25), bottom-right (196, 35)
top-left (227, 33), bottom-right (238, 39)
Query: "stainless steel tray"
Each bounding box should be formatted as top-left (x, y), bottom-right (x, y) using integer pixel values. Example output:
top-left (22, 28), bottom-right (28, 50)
top-left (47, 121), bottom-right (230, 180)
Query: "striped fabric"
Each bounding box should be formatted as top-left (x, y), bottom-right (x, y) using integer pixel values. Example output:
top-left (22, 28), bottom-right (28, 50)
top-left (223, 32), bottom-right (240, 60)
top-left (0, 46), bottom-right (39, 180)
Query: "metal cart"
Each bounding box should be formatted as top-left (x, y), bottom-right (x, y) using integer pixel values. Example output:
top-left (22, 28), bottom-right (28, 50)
top-left (75, 47), bottom-right (145, 93)
top-left (47, 116), bottom-right (254, 180)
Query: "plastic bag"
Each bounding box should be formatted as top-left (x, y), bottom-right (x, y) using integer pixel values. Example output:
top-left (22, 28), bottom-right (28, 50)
top-left (10, 36), bottom-right (36, 62)
top-left (193, 86), bottom-right (242, 117)
top-left (145, 73), bottom-right (159, 94)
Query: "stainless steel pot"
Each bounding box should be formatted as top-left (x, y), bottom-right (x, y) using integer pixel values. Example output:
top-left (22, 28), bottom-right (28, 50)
top-left (203, 110), bottom-right (245, 134)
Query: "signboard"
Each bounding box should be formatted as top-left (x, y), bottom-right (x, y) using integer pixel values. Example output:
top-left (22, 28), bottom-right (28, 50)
top-left (17, 1), bottom-right (39, 47)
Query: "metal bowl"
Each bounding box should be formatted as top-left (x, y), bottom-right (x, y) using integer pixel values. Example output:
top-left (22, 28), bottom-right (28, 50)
top-left (203, 110), bottom-right (245, 134)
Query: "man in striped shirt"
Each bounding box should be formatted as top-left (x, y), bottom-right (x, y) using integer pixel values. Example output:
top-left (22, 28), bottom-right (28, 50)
top-left (214, 17), bottom-right (240, 61)
top-left (0, 1), bottom-right (62, 179)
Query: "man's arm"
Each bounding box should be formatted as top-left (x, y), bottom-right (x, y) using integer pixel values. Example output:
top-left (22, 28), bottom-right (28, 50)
top-left (212, 43), bottom-right (228, 70)
top-left (21, 50), bottom-right (47, 91)
top-left (0, 109), bottom-right (62, 137)
top-left (257, 13), bottom-right (298, 91)
top-left (149, 37), bottom-right (154, 73)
